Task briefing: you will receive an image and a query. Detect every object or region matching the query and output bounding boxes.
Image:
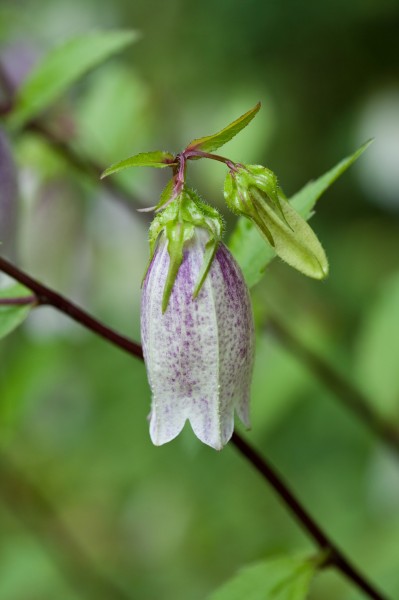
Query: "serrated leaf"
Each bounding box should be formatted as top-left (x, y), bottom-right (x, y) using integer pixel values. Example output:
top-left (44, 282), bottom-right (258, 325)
top-left (229, 141), bottom-right (371, 288)
top-left (101, 151), bottom-right (176, 178)
top-left (0, 284), bottom-right (35, 339)
top-left (208, 554), bottom-right (318, 600)
top-left (187, 102), bottom-right (261, 153)
top-left (9, 30), bottom-right (139, 129)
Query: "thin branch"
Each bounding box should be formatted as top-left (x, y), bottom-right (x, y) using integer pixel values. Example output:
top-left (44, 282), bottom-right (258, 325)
top-left (0, 255), bottom-right (389, 600)
top-left (266, 316), bottom-right (399, 457)
top-left (231, 433), bottom-right (388, 600)
top-left (0, 295), bottom-right (36, 305)
top-left (0, 454), bottom-right (132, 600)
top-left (0, 256), bottom-right (143, 359)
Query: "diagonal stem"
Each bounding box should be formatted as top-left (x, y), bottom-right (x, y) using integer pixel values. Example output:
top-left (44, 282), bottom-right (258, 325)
top-left (0, 295), bottom-right (36, 305)
top-left (0, 256), bottom-right (142, 359)
top-left (266, 316), bottom-right (399, 457)
top-left (0, 254), bottom-right (389, 600)
top-left (231, 433), bottom-right (388, 600)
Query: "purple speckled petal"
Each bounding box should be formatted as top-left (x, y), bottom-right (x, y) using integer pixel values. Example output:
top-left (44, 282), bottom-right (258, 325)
top-left (141, 228), bottom-right (254, 450)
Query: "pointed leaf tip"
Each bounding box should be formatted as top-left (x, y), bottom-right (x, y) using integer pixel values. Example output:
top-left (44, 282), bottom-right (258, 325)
top-left (290, 139), bottom-right (373, 218)
top-left (8, 30), bottom-right (139, 129)
top-left (101, 151), bottom-right (177, 179)
top-left (187, 102), bottom-right (261, 154)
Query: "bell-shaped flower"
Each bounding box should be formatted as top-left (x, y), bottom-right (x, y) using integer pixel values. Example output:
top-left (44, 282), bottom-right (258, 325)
top-left (141, 195), bottom-right (254, 450)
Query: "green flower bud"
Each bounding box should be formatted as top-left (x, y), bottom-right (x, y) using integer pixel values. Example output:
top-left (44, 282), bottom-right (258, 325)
top-left (224, 165), bottom-right (328, 279)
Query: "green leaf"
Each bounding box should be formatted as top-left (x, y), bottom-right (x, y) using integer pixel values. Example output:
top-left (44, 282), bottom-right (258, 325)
top-left (9, 30), bottom-right (139, 129)
top-left (187, 102), bottom-right (261, 153)
top-left (290, 139), bottom-right (373, 218)
top-left (0, 284), bottom-right (35, 339)
top-left (101, 151), bottom-right (177, 179)
top-left (208, 554), bottom-right (318, 600)
top-left (256, 191), bottom-right (329, 280)
top-left (229, 141), bottom-right (371, 288)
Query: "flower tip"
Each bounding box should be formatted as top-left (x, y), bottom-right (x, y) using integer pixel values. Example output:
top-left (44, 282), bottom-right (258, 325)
top-left (321, 262), bottom-right (329, 279)
top-left (314, 256), bottom-right (329, 280)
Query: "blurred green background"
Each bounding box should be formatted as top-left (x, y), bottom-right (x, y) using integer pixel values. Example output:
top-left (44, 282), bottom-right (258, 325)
top-left (1, 1), bottom-right (399, 598)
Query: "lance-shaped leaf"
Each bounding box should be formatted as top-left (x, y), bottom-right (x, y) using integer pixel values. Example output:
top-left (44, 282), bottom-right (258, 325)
top-left (0, 284), bottom-right (35, 339)
top-left (101, 151), bottom-right (177, 179)
top-left (9, 30), bottom-right (139, 129)
top-left (290, 139), bottom-right (374, 217)
top-left (208, 553), bottom-right (320, 600)
top-left (224, 166), bottom-right (328, 280)
top-left (186, 102), bottom-right (261, 153)
top-left (228, 142), bottom-right (371, 288)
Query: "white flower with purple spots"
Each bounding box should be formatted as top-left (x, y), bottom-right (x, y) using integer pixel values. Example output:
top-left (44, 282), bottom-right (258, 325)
top-left (141, 228), bottom-right (254, 450)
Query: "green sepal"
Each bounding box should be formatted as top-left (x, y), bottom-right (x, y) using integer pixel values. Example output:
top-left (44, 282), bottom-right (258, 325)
top-left (148, 196), bottom-right (179, 259)
top-left (224, 166), bottom-right (328, 279)
top-left (224, 170), bottom-right (275, 246)
top-left (186, 103), bottom-right (261, 153)
top-left (162, 220), bottom-right (195, 313)
top-left (101, 151), bottom-right (177, 179)
top-left (145, 187), bottom-right (224, 312)
top-left (183, 188), bottom-right (224, 240)
top-left (156, 178), bottom-right (175, 211)
top-left (182, 189), bottom-right (223, 298)
top-left (193, 237), bottom-right (218, 298)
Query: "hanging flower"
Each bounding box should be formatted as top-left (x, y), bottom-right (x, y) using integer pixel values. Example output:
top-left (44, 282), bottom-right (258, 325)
top-left (141, 190), bottom-right (254, 450)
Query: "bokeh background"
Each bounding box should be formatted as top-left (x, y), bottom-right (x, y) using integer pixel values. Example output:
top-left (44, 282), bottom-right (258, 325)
top-left (1, 1), bottom-right (399, 598)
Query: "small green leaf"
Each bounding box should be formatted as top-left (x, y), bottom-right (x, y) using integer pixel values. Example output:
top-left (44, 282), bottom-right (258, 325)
top-left (290, 139), bottom-right (373, 218)
top-left (208, 554), bottom-right (318, 600)
top-left (187, 102), bottom-right (261, 153)
top-left (0, 284), bottom-right (35, 339)
top-left (9, 30), bottom-right (139, 129)
top-left (229, 141), bottom-right (371, 288)
top-left (101, 151), bottom-right (177, 179)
